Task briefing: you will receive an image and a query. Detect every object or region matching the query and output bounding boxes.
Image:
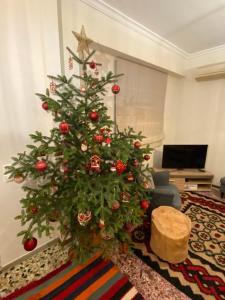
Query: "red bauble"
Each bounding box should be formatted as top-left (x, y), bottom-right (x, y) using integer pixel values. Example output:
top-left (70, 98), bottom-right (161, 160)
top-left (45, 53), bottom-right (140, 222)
top-left (42, 102), bottom-right (49, 110)
top-left (144, 154), bottom-right (150, 161)
top-left (59, 121), bottom-right (70, 134)
top-left (89, 60), bottom-right (96, 69)
top-left (63, 166), bottom-right (69, 174)
top-left (89, 111), bottom-right (99, 122)
top-left (112, 84), bottom-right (120, 94)
top-left (35, 160), bottom-right (47, 172)
top-left (134, 141), bottom-right (141, 148)
top-left (111, 200), bottom-right (120, 210)
top-left (23, 237), bottom-right (37, 251)
top-left (31, 206), bottom-right (39, 214)
top-left (14, 174), bottom-right (25, 184)
top-left (127, 172), bottom-right (134, 182)
top-left (94, 134), bottom-right (104, 143)
top-left (115, 160), bottom-right (126, 175)
top-left (105, 137), bottom-right (112, 144)
top-left (140, 199), bottom-right (150, 210)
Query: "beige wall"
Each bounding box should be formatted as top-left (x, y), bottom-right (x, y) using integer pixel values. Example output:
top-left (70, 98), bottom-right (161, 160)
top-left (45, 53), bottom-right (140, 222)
top-left (61, 0), bottom-right (186, 77)
top-left (164, 73), bottom-right (225, 185)
top-left (0, 0), bottom-right (61, 266)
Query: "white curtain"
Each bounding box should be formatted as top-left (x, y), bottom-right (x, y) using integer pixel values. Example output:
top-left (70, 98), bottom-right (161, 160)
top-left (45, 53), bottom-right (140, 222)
top-left (115, 58), bottom-right (167, 148)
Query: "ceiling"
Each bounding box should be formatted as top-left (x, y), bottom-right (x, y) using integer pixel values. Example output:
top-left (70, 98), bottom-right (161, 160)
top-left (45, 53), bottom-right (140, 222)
top-left (103, 0), bottom-right (225, 53)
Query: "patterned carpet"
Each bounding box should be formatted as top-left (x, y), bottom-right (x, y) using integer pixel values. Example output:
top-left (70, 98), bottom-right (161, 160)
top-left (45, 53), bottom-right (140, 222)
top-left (133, 192), bottom-right (225, 300)
top-left (2, 254), bottom-right (143, 300)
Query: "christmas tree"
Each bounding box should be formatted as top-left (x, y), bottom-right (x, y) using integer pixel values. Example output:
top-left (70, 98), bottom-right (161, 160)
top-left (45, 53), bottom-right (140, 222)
top-left (5, 27), bottom-right (152, 262)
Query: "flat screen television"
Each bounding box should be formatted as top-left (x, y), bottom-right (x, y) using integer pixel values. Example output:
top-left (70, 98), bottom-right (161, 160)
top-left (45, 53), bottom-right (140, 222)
top-left (162, 144), bottom-right (208, 169)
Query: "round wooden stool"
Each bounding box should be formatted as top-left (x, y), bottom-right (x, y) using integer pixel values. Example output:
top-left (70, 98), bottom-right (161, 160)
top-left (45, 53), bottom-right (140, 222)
top-left (150, 206), bottom-right (191, 263)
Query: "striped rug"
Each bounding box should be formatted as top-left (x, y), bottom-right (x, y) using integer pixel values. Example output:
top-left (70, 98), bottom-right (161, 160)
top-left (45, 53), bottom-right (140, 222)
top-left (2, 253), bottom-right (143, 300)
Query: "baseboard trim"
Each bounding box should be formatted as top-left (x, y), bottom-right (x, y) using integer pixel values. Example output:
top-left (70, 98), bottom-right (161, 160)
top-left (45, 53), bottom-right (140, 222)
top-left (1, 238), bottom-right (59, 272)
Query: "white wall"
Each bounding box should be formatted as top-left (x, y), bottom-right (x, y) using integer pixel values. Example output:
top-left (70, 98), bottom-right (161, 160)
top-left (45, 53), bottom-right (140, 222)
top-left (164, 73), bottom-right (225, 185)
top-left (0, 0), bottom-right (61, 266)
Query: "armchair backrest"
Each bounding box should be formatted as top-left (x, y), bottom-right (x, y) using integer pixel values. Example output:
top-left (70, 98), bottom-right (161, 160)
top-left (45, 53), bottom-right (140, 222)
top-left (152, 171), bottom-right (170, 187)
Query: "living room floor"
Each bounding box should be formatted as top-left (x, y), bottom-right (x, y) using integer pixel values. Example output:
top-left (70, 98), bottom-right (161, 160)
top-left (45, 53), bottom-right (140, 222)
top-left (0, 187), bottom-right (223, 300)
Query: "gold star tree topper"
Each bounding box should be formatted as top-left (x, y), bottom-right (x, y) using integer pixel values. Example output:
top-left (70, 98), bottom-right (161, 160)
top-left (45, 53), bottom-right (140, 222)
top-left (72, 25), bottom-right (93, 60)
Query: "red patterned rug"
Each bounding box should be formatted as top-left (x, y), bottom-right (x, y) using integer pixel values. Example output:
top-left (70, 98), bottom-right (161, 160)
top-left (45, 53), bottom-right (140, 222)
top-left (133, 192), bottom-right (225, 300)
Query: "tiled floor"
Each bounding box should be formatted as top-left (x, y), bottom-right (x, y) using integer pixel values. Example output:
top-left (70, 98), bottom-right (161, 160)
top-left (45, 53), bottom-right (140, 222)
top-left (0, 188), bottom-right (222, 299)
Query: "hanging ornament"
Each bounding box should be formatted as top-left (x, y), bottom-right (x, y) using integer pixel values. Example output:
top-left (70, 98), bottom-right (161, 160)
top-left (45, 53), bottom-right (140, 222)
top-left (100, 229), bottom-right (114, 240)
top-left (80, 86), bottom-right (86, 93)
top-left (63, 166), bottom-right (69, 174)
top-left (35, 160), bottom-right (47, 172)
top-left (59, 121), bottom-right (70, 134)
top-left (127, 172), bottom-right (135, 182)
top-left (90, 155), bottom-right (101, 172)
top-left (81, 142), bottom-right (88, 152)
top-left (89, 60), bottom-right (96, 69)
top-left (105, 137), bottom-right (112, 145)
top-left (133, 159), bottom-right (139, 167)
top-left (89, 111), bottom-right (99, 122)
top-left (124, 223), bottom-right (135, 233)
top-left (49, 80), bottom-right (56, 94)
top-left (140, 199), bottom-right (150, 210)
top-left (14, 174), bottom-right (25, 184)
top-left (120, 191), bottom-right (130, 203)
top-left (143, 181), bottom-right (151, 189)
top-left (94, 134), bottom-right (104, 143)
top-left (31, 206), bottom-right (39, 214)
top-left (110, 164), bottom-right (116, 172)
top-left (144, 154), bottom-right (150, 161)
top-left (77, 211), bottom-right (92, 226)
top-left (68, 56), bottom-right (73, 70)
top-left (48, 210), bottom-right (61, 222)
top-left (134, 141), bottom-right (141, 148)
top-left (94, 68), bottom-right (99, 76)
top-left (115, 160), bottom-right (126, 175)
top-left (23, 237), bottom-right (37, 251)
top-left (42, 102), bottom-right (49, 110)
top-left (51, 185), bottom-right (58, 194)
top-left (111, 84), bottom-right (120, 94)
top-left (99, 219), bottom-right (105, 229)
top-left (111, 200), bottom-right (120, 210)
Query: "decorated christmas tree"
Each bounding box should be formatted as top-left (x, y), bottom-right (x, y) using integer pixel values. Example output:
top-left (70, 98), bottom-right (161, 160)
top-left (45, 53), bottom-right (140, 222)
top-left (5, 26), bottom-right (152, 261)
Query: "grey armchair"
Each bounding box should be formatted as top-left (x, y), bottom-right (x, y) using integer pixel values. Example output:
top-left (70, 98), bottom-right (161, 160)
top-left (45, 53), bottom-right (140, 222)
top-left (150, 171), bottom-right (181, 210)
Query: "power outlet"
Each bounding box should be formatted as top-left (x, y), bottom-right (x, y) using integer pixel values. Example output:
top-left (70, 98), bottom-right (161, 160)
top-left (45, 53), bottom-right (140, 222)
top-left (2, 164), bottom-right (13, 183)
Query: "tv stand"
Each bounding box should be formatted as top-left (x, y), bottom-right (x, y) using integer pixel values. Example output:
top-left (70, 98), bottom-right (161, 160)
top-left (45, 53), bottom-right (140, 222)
top-left (154, 169), bottom-right (214, 192)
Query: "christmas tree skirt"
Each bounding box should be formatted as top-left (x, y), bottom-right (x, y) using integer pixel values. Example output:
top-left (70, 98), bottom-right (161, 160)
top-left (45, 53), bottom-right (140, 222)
top-left (1, 253), bottom-right (143, 300)
top-left (132, 192), bottom-right (225, 300)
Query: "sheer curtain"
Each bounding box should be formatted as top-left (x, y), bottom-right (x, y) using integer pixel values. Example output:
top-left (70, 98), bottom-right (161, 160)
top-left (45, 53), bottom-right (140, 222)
top-left (115, 58), bottom-right (168, 148)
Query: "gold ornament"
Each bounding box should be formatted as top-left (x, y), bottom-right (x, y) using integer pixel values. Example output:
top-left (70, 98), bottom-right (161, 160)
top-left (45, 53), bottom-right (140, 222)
top-left (14, 174), bottom-right (25, 184)
top-left (81, 143), bottom-right (88, 152)
top-left (72, 25), bottom-right (93, 60)
top-left (99, 219), bottom-right (105, 229)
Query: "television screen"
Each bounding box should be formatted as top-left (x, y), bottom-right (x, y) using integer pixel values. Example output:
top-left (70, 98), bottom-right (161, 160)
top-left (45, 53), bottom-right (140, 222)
top-left (162, 145), bottom-right (208, 169)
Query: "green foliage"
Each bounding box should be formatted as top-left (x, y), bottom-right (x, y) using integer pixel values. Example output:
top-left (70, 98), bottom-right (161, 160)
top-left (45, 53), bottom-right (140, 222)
top-left (6, 47), bottom-right (153, 261)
